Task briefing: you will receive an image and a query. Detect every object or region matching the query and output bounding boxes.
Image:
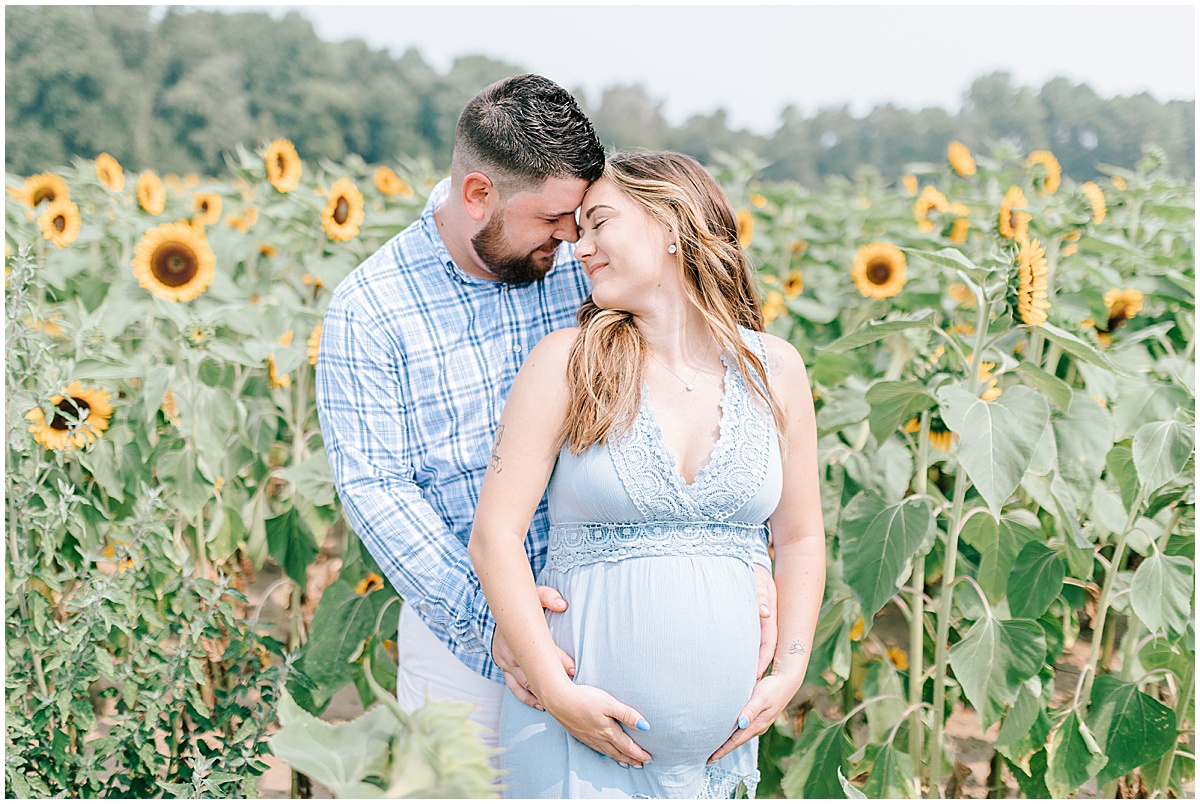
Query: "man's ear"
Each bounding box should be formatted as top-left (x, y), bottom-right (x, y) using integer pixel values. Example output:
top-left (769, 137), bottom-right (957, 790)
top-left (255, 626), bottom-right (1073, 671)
top-left (462, 172), bottom-right (495, 222)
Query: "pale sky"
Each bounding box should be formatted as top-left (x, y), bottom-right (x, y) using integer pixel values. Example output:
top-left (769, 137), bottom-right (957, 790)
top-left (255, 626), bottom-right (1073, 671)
top-left (191, 3), bottom-right (1195, 134)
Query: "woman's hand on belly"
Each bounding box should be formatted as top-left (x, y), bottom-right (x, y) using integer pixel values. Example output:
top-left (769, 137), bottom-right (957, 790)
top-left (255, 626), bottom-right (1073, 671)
top-left (540, 681), bottom-right (654, 768)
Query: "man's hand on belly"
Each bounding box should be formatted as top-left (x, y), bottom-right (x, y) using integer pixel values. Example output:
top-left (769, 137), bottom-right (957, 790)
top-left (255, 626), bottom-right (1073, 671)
top-left (492, 585), bottom-right (575, 708)
top-left (753, 564), bottom-right (778, 680)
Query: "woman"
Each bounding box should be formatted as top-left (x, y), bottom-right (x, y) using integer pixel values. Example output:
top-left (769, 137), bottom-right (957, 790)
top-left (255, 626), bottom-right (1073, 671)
top-left (468, 152), bottom-right (826, 798)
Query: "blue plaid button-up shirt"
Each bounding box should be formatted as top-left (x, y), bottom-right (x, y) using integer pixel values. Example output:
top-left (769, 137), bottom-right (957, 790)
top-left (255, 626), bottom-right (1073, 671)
top-left (317, 179), bottom-right (769, 684)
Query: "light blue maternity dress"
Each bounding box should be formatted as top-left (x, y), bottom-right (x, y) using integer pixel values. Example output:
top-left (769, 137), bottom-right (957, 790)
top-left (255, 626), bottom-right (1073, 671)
top-left (500, 327), bottom-right (783, 799)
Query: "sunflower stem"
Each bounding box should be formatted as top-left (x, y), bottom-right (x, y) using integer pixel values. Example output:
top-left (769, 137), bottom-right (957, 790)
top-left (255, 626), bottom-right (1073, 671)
top-left (1077, 483), bottom-right (1148, 710)
top-left (908, 411), bottom-right (932, 790)
top-left (1151, 659), bottom-right (1192, 798)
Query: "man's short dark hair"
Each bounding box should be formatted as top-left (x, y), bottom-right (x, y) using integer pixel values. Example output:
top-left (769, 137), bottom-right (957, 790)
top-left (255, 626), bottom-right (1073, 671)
top-left (452, 73), bottom-right (605, 195)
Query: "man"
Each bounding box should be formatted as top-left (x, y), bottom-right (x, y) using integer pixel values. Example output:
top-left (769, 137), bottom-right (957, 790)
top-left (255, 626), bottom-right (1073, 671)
top-left (315, 74), bottom-right (776, 756)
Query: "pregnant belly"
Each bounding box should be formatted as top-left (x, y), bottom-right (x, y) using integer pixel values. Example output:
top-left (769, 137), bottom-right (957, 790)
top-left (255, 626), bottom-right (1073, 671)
top-left (542, 556), bottom-right (759, 764)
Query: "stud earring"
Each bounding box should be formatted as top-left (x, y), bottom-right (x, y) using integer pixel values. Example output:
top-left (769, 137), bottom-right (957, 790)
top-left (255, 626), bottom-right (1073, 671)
top-left (667, 244), bottom-right (677, 254)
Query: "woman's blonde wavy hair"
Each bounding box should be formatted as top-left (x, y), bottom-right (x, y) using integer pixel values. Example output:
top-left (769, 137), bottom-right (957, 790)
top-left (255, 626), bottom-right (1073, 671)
top-left (560, 151), bottom-right (786, 455)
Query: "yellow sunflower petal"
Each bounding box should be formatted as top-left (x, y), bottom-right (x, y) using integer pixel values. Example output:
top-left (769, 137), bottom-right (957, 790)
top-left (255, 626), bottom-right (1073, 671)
top-left (26, 382), bottom-right (113, 452)
top-left (192, 193), bottom-right (222, 226)
top-left (38, 199), bottom-right (81, 249)
top-left (265, 139), bottom-right (302, 193)
top-left (95, 153), bottom-right (125, 192)
top-left (137, 171), bottom-right (166, 215)
top-left (1080, 182), bottom-right (1106, 224)
top-left (22, 173), bottom-right (69, 207)
top-left (1027, 150), bottom-right (1062, 195)
top-left (948, 141), bottom-right (977, 177)
top-left (321, 178), bottom-right (365, 242)
top-left (852, 242), bottom-right (907, 299)
top-left (737, 209), bottom-right (754, 249)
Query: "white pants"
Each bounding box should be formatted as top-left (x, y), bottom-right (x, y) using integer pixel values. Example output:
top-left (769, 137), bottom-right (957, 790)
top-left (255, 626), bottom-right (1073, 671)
top-left (394, 604), bottom-right (506, 748)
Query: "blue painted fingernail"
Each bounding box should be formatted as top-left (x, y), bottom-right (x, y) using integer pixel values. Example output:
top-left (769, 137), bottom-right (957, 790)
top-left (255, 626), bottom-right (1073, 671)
top-left (636, 718), bottom-right (651, 731)
top-left (738, 716), bottom-right (750, 729)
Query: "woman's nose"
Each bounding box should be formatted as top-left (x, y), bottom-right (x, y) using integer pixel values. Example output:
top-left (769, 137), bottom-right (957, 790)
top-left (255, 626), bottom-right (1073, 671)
top-left (574, 228), bottom-right (594, 259)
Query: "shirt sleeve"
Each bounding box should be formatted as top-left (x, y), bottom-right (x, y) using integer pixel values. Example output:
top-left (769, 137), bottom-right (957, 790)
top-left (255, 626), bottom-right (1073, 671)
top-left (315, 298), bottom-right (496, 658)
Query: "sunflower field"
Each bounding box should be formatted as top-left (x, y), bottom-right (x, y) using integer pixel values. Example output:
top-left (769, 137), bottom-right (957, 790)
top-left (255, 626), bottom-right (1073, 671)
top-left (4, 137), bottom-right (1194, 798)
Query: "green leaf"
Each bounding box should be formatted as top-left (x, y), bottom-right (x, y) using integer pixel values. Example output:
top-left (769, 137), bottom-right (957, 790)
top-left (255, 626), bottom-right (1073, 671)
top-left (1133, 420), bottom-right (1195, 493)
top-left (1112, 382), bottom-right (1190, 440)
top-left (780, 712), bottom-right (851, 799)
top-left (823, 310), bottom-right (936, 353)
top-left (1004, 748), bottom-right (1050, 799)
top-left (1105, 442), bottom-right (1140, 514)
top-left (938, 385), bottom-right (1051, 518)
top-left (278, 448), bottom-right (337, 507)
top-left (816, 394), bottom-right (871, 435)
top-left (862, 661), bottom-right (907, 744)
top-left (1138, 635), bottom-right (1194, 685)
top-left (995, 679), bottom-right (1052, 773)
top-left (302, 580), bottom-right (393, 691)
top-left (1006, 542), bottom-right (1065, 619)
top-left (811, 351), bottom-right (857, 387)
top-left (1015, 361), bottom-right (1073, 413)
top-left (265, 507), bottom-right (319, 589)
top-left (959, 512), bottom-right (1039, 602)
top-left (948, 615), bottom-right (1046, 729)
top-left (1130, 552), bottom-right (1194, 636)
top-left (72, 357), bottom-right (139, 382)
top-left (1046, 711), bottom-right (1106, 798)
top-left (839, 492), bottom-right (934, 630)
top-left (1086, 675), bottom-right (1177, 787)
top-left (837, 768), bottom-right (867, 799)
top-left (141, 365), bottom-right (173, 430)
top-left (865, 381), bottom-right (938, 446)
top-left (1038, 321), bottom-right (1125, 375)
top-left (268, 691), bottom-right (393, 798)
top-left (1051, 394), bottom-right (1113, 505)
top-left (903, 246), bottom-right (990, 285)
top-left (862, 743), bottom-right (919, 798)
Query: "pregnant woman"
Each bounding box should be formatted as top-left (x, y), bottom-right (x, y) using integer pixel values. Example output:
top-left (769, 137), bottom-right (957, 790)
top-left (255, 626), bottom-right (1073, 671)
top-left (469, 151), bottom-right (826, 798)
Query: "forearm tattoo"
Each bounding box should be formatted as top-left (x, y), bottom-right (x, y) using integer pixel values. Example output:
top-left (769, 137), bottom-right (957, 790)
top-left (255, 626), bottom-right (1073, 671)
top-left (489, 425), bottom-right (505, 473)
top-left (789, 641), bottom-right (808, 658)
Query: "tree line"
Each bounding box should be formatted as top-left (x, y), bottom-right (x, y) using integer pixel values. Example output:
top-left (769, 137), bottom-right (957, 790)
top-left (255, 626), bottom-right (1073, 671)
top-left (6, 6), bottom-right (1195, 184)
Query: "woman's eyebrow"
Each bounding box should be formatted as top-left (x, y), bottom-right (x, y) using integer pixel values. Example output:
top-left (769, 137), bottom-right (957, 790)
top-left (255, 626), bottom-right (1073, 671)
top-left (584, 204), bottom-right (615, 220)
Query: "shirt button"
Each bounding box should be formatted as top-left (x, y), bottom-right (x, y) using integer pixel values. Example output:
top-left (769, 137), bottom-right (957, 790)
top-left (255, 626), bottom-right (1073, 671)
top-left (512, 343), bottom-right (523, 354)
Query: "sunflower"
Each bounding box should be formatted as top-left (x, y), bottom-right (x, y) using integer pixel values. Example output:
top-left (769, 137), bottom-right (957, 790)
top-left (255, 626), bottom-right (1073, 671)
top-left (852, 242), bottom-right (907, 299)
top-left (302, 273), bottom-right (323, 289)
top-left (903, 417), bottom-right (922, 434)
top-left (95, 153), bottom-right (125, 192)
top-left (39, 199), bottom-right (81, 248)
top-left (355, 572), bottom-right (385, 595)
top-left (164, 173), bottom-right (183, 194)
top-left (1027, 150), bottom-right (1061, 195)
top-left (132, 222), bottom-right (216, 303)
top-left (1111, 175), bottom-right (1127, 191)
top-left (783, 269), bottom-right (804, 299)
top-left (849, 616), bottom-right (865, 641)
top-left (162, 390), bottom-right (179, 421)
top-left (260, 243), bottom-right (277, 257)
top-left (791, 239), bottom-right (808, 257)
top-left (265, 139), bottom-right (302, 193)
top-left (750, 193), bottom-right (768, 209)
top-left (184, 173), bottom-right (201, 187)
top-left (886, 646), bottom-right (909, 671)
top-left (225, 214), bottom-right (250, 232)
top-left (948, 217), bottom-right (970, 244)
top-left (322, 178), bottom-right (366, 242)
top-left (948, 282), bottom-right (975, 307)
top-left (977, 360), bottom-right (1002, 401)
top-left (26, 382), bottom-right (113, 452)
top-left (1061, 230), bottom-right (1081, 257)
top-left (137, 171), bottom-right (166, 215)
top-left (998, 186), bottom-right (1031, 241)
top-left (308, 324), bottom-right (322, 366)
top-left (22, 173), bottom-right (69, 207)
top-left (373, 165), bottom-right (413, 198)
top-left (1091, 287), bottom-right (1145, 344)
top-left (929, 415), bottom-right (955, 453)
top-left (902, 174), bottom-right (918, 196)
top-left (192, 193), bottom-right (222, 226)
top-left (1008, 238), bottom-right (1051, 326)
top-left (737, 209), bottom-right (754, 248)
top-left (914, 186), bottom-right (949, 232)
top-left (185, 321), bottom-right (214, 349)
top-left (1080, 182), bottom-right (1106, 224)
top-left (762, 289), bottom-right (786, 324)
top-left (267, 354), bottom-right (291, 390)
top-left (948, 141), bottom-right (976, 177)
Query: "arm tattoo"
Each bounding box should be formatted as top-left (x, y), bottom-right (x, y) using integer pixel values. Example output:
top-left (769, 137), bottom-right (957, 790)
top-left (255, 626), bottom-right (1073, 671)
top-left (489, 425), bottom-right (505, 473)
top-left (788, 641), bottom-right (808, 658)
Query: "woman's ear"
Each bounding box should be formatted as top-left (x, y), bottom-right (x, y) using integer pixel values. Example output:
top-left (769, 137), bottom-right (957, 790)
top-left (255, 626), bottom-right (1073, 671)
top-left (462, 172), bottom-right (495, 222)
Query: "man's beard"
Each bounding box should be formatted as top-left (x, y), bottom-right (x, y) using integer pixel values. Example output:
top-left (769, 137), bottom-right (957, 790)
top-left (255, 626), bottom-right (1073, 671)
top-left (471, 212), bottom-right (560, 285)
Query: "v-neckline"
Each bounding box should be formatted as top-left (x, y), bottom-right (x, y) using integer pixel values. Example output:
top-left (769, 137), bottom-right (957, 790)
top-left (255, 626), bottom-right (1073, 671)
top-left (640, 354), bottom-right (734, 490)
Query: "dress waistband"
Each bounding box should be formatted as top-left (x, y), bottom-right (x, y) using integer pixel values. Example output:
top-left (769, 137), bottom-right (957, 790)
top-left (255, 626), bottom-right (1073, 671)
top-left (544, 521), bottom-right (764, 573)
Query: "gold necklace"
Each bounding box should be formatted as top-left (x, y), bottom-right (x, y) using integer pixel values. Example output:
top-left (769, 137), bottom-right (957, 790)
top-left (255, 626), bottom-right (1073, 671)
top-left (650, 340), bottom-right (714, 392)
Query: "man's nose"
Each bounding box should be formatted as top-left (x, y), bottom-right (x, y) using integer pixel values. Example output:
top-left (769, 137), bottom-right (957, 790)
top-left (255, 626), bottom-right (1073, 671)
top-left (556, 215), bottom-right (580, 243)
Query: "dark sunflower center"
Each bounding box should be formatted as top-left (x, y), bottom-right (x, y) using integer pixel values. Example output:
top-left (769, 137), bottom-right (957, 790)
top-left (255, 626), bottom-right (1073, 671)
top-left (151, 244), bottom-right (199, 287)
top-left (50, 397), bottom-right (90, 431)
top-left (53, 215), bottom-right (66, 233)
top-left (200, 200), bottom-right (209, 214)
top-left (33, 188), bottom-right (56, 205)
top-left (1108, 310), bottom-right (1128, 330)
top-left (276, 154), bottom-right (286, 172)
top-left (866, 260), bottom-right (892, 285)
top-left (334, 197), bottom-right (349, 225)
